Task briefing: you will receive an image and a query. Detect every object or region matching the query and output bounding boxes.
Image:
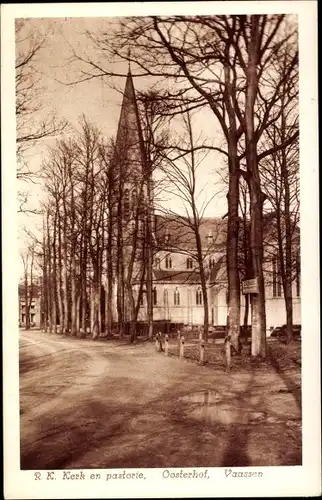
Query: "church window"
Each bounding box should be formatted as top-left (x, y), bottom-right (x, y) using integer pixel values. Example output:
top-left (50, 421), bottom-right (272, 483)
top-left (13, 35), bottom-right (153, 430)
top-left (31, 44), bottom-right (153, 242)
top-left (154, 257), bottom-right (160, 268)
top-left (153, 287), bottom-right (157, 306)
top-left (174, 287), bottom-right (180, 306)
top-left (131, 188), bottom-right (137, 212)
top-left (272, 256), bottom-right (282, 297)
top-left (209, 258), bottom-right (215, 269)
top-left (165, 254), bottom-right (172, 269)
top-left (187, 257), bottom-right (193, 269)
top-left (196, 287), bottom-right (203, 305)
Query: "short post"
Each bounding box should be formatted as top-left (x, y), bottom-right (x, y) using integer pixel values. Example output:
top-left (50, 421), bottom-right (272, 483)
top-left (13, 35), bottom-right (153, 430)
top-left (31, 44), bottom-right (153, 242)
top-left (224, 335), bottom-right (231, 372)
top-left (199, 339), bottom-right (205, 365)
top-left (158, 331), bottom-right (163, 352)
top-left (155, 332), bottom-right (160, 352)
top-left (164, 334), bottom-right (169, 356)
top-left (180, 335), bottom-right (185, 358)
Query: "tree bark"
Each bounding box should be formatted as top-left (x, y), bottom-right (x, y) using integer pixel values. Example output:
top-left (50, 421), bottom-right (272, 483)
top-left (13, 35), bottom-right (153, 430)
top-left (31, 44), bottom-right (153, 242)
top-left (245, 17), bottom-right (266, 357)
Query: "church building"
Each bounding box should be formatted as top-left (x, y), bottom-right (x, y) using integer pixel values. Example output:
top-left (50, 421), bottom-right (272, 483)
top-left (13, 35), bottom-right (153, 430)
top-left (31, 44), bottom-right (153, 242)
top-left (111, 69), bottom-right (301, 333)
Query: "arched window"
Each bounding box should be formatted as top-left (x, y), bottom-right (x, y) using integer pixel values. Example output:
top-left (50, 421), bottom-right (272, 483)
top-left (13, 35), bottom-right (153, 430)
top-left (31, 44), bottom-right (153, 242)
top-left (174, 287), bottom-right (180, 306)
top-left (153, 287), bottom-right (157, 306)
top-left (154, 257), bottom-right (160, 268)
top-left (186, 257), bottom-right (193, 269)
top-left (209, 258), bottom-right (215, 269)
top-left (123, 188), bottom-right (130, 219)
top-left (131, 188), bottom-right (137, 211)
top-left (164, 289), bottom-right (168, 306)
top-left (196, 287), bottom-right (203, 305)
top-left (272, 256), bottom-right (282, 297)
top-left (165, 254), bottom-right (172, 269)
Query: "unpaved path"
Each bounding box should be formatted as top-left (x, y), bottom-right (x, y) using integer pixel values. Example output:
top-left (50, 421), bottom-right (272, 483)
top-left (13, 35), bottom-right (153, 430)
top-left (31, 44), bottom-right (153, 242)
top-left (20, 330), bottom-right (301, 469)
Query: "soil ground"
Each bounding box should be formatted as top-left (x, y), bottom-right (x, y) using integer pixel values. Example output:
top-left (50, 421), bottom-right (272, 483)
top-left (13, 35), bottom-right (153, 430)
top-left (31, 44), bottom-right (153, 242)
top-left (20, 330), bottom-right (301, 469)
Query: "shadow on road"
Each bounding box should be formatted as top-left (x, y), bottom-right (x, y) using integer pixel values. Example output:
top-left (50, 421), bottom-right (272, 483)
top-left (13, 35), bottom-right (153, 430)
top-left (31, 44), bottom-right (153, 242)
top-left (267, 344), bottom-right (301, 409)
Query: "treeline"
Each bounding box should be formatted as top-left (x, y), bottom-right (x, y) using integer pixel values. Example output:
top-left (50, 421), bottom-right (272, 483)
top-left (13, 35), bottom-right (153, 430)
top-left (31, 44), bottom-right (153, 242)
top-left (40, 117), bottom-right (156, 341)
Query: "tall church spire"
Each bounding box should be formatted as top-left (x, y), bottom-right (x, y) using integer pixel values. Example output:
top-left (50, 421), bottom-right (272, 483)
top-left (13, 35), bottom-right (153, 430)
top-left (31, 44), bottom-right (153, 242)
top-left (114, 68), bottom-right (146, 180)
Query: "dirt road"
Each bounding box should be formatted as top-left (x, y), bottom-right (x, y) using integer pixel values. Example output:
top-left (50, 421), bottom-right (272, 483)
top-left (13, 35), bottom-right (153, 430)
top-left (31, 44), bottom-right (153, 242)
top-left (20, 330), bottom-right (301, 469)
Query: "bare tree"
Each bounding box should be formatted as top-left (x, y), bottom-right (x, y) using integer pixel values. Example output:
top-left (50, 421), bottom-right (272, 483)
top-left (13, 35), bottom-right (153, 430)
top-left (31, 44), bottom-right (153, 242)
top-left (15, 19), bottom-right (67, 214)
top-left (259, 37), bottom-right (299, 343)
top-left (157, 106), bottom-right (222, 341)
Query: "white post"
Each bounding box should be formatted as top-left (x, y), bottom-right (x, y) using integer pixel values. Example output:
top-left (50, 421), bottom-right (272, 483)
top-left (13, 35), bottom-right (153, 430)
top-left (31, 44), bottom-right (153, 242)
top-left (180, 335), bottom-right (185, 358)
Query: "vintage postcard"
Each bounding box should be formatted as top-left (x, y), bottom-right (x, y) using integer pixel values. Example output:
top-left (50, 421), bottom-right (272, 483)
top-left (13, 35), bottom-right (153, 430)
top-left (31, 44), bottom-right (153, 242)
top-left (2, 1), bottom-right (320, 498)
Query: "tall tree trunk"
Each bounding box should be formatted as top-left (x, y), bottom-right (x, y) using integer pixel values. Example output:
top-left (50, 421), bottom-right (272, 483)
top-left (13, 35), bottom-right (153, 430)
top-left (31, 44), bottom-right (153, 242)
top-left (24, 269), bottom-right (30, 330)
top-left (224, 54), bottom-right (241, 353)
top-left (46, 211), bottom-right (54, 334)
top-left (42, 221), bottom-right (48, 333)
top-left (62, 222), bottom-right (69, 334)
top-left (91, 275), bottom-right (100, 340)
top-left (248, 183), bottom-right (266, 357)
top-left (281, 96), bottom-right (293, 344)
top-left (243, 294), bottom-right (250, 327)
top-left (194, 227), bottom-right (209, 342)
top-left (57, 210), bottom-right (64, 333)
top-left (52, 210), bottom-right (58, 334)
top-left (76, 294), bottom-right (81, 334)
top-left (70, 251), bottom-right (77, 336)
top-left (146, 175), bottom-right (154, 341)
top-left (81, 246), bottom-right (88, 336)
top-left (245, 18), bottom-right (266, 358)
top-left (226, 171), bottom-right (241, 351)
top-left (116, 195), bottom-right (125, 336)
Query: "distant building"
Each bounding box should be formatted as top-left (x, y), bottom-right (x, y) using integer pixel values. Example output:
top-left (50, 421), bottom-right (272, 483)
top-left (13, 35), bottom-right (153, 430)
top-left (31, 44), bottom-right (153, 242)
top-left (18, 281), bottom-right (41, 327)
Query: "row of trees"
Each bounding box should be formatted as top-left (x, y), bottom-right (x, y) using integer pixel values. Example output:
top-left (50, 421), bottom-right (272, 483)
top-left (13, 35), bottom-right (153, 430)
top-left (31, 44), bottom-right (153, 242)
top-left (39, 117), bottom-right (151, 341)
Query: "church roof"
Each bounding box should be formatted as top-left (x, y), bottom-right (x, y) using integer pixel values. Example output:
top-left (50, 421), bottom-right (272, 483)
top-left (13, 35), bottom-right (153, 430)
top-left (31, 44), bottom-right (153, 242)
top-left (153, 269), bottom-right (201, 284)
top-left (154, 214), bottom-right (227, 252)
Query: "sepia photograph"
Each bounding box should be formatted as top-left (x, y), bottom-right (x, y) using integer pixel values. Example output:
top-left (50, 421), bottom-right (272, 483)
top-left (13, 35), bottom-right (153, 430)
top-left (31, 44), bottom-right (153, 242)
top-left (2, 2), bottom-right (320, 499)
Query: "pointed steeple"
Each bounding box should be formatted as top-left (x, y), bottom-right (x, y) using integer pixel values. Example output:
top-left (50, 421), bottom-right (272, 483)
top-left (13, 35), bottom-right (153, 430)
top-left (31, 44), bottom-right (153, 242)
top-left (114, 69), bottom-right (146, 180)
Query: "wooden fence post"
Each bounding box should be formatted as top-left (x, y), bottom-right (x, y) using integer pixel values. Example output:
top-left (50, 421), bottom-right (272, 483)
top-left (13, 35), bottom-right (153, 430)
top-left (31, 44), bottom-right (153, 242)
top-left (180, 335), bottom-right (185, 358)
top-left (158, 331), bottom-right (163, 352)
top-left (155, 332), bottom-right (160, 352)
top-left (177, 330), bottom-right (181, 355)
top-left (164, 334), bottom-right (169, 356)
top-left (200, 340), bottom-right (205, 365)
top-left (225, 335), bottom-right (231, 372)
